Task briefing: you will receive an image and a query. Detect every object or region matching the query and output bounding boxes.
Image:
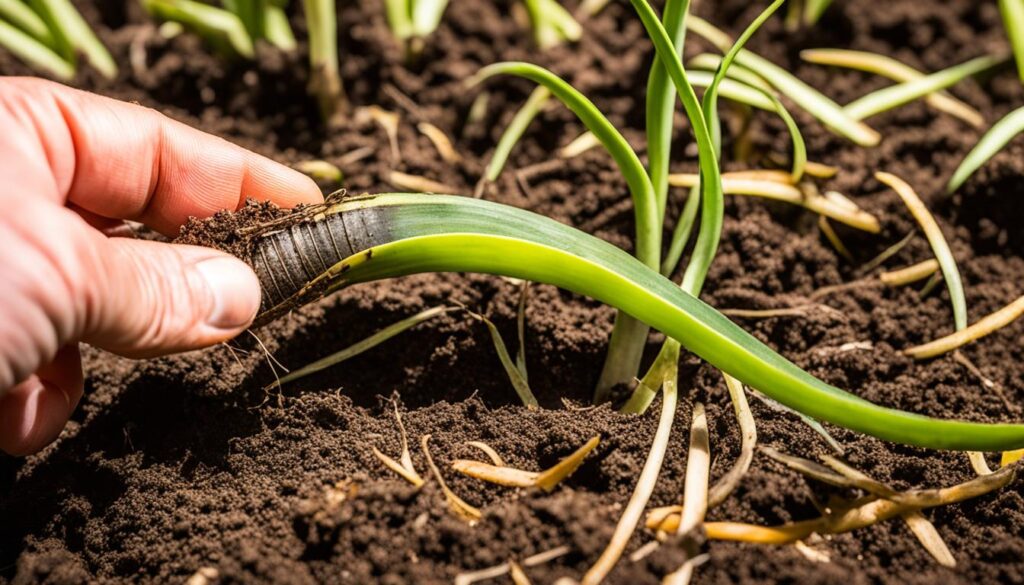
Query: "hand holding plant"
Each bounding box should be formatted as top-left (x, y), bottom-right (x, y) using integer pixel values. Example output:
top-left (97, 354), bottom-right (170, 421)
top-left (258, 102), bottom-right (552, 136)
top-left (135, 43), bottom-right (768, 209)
top-left (0, 78), bottom-right (322, 456)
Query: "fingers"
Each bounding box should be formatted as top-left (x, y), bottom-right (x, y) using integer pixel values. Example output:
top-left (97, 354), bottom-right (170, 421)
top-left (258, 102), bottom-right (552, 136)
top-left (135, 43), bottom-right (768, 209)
top-left (0, 344), bottom-right (82, 456)
top-left (82, 237), bottom-right (262, 357)
top-left (0, 77), bottom-right (323, 234)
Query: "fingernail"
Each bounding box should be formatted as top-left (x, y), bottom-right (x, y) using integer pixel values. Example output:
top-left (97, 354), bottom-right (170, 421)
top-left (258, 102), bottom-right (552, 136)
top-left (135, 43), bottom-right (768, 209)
top-left (193, 256), bottom-right (261, 329)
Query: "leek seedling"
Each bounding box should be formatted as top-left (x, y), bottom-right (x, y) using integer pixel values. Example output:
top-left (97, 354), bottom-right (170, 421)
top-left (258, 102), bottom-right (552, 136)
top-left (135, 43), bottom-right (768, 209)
top-left (477, 86), bottom-right (552, 196)
top-left (523, 0), bottom-right (582, 50)
top-left (0, 0), bottom-right (116, 80)
top-left (947, 105), bottom-right (1024, 192)
top-left (1001, 0), bottom-right (1024, 83)
top-left (801, 49), bottom-right (984, 127)
top-left (246, 194), bottom-right (1024, 450)
top-left (384, 0), bottom-right (448, 57)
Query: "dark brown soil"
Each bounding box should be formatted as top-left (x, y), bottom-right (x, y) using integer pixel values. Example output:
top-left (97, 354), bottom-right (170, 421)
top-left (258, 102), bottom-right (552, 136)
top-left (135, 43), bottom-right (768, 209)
top-left (3, 0), bottom-right (1024, 583)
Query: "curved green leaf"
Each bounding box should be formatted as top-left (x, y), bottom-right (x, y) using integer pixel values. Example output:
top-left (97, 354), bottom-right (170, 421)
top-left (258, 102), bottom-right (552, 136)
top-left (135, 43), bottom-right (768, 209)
top-left (948, 105), bottom-right (1024, 192)
top-left (278, 193), bottom-right (1024, 451)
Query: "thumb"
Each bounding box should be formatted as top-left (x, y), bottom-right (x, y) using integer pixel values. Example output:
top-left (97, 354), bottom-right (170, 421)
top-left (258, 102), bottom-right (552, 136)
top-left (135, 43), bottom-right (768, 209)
top-left (83, 236), bottom-right (261, 357)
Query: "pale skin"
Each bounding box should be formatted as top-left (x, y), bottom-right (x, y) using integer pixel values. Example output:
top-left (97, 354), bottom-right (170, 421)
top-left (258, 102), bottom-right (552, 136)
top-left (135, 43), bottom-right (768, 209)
top-left (0, 78), bottom-right (324, 456)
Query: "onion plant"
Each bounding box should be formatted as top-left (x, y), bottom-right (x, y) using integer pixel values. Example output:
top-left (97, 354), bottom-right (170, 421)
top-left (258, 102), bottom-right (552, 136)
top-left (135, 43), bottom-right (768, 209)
top-left (0, 0), bottom-right (117, 80)
top-left (246, 192), bottom-right (1024, 450)
top-left (384, 0), bottom-right (448, 57)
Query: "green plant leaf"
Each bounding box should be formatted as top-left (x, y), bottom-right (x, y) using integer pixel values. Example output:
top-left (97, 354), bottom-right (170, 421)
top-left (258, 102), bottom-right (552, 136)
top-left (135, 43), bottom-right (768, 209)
top-left (483, 86), bottom-right (551, 183)
top-left (253, 193), bottom-right (1024, 451)
top-left (947, 105), bottom-right (1024, 192)
top-left (689, 16), bottom-right (880, 146)
top-left (30, 0), bottom-right (117, 78)
top-left (0, 0), bottom-right (55, 47)
top-left (1000, 0), bottom-right (1024, 83)
top-left (0, 17), bottom-right (73, 80)
top-left (843, 54), bottom-right (1004, 121)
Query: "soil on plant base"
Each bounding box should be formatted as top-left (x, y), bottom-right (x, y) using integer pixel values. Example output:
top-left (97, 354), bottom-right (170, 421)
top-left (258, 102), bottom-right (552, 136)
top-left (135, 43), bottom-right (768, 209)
top-left (3, 0), bottom-right (1024, 583)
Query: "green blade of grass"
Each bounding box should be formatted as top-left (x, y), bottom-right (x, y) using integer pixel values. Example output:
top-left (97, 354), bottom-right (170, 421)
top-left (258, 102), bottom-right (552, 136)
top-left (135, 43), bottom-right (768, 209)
top-left (465, 307), bottom-right (539, 408)
top-left (843, 54), bottom-right (1004, 121)
top-left (700, 0), bottom-right (785, 157)
top-left (483, 86), bottom-right (551, 183)
top-left (645, 0), bottom-right (689, 221)
top-left (876, 172), bottom-right (967, 331)
top-left (266, 305), bottom-right (455, 388)
top-left (411, 0), bottom-right (448, 38)
top-left (624, 0), bottom-right (722, 295)
top-left (29, 0), bottom-right (117, 78)
top-left (468, 62), bottom-right (660, 268)
top-left (265, 3), bottom-right (297, 51)
top-left (523, 0), bottom-right (582, 50)
top-left (223, 0), bottom-right (266, 41)
top-left (142, 0), bottom-right (255, 58)
top-left (469, 62), bottom-right (662, 402)
top-left (253, 193), bottom-right (1024, 451)
top-left (686, 69), bottom-right (776, 109)
top-left (302, 0), bottom-right (345, 121)
top-left (1000, 0), bottom-right (1024, 83)
top-left (0, 17), bottom-right (73, 79)
top-left (803, 0), bottom-right (832, 26)
top-left (947, 105), bottom-right (1024, 192)
top-left (0, 0), bottom-right (55, 47)
top-left (661, 186), bottom-right (700, 276)
top-left (384, 0), bottom-right (413, 40)
top-left (800, 49), bottom-right (984, 127)
top-left (688, 16), bottom-right (880, 146)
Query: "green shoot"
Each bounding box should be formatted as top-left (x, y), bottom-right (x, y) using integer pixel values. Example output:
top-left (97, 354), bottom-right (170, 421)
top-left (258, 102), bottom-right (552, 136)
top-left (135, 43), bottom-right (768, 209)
top-left (303, 0), bottom-right (345, 121)
top-left (876, 172), bottom-right (967, 331)
top-left (0, 0), bottom-right (114, 79)
top-left (661, 186), bottom-right (700, 276)
top-left (385, 0), bottom-right (449, 57)
top-left (0, 18), bottom-right (73, 80)
top-left (468, 62), bottom-right (662, 401)
top-left (801, 49), bottom-right (984, 127)
top-left (478, 86), bottom-right (551, 192)
top-left (803, 0), bottom-right (833, 26)
top-left (142, 0), bottom-right (256, 57)
top-left (250, 193), bottom-right (1024, 450)
top-left (30, 0), bottom-right (117, 78)
top-left (523, 0), bottom-right (582, 50)
top-left (947, 105), bottom-right (1024, 192)
top-left (463, 306), bottom-right (539, 408)
top-left (644, 0), bottom-right (690, 221)
top-left (842, 55), bottom-right (1005, 121)
top-left (0, 1), bottom-right (53, 46)
top-left (515, 281), bottom-right (530, 380)
top-left (688, 16), bottom-right (881, 146)
top-left (1000, 0), bottom-right (1024, 83)
top-left (265, 305), bottom-right (454, 389)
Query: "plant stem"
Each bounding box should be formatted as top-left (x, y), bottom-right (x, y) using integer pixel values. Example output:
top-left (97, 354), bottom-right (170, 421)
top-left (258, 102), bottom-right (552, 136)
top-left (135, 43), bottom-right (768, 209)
top-left (303, 0), bottom-right (345, 121)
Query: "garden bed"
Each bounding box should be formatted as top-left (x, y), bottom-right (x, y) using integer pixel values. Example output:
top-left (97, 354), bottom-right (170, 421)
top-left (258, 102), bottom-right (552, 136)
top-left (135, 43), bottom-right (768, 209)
top-left (2, 0), bottom-right (1024, 583)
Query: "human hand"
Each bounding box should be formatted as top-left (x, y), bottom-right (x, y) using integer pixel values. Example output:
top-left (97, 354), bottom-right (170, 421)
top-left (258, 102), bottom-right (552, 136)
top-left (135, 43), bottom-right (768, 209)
top-left (0, 78), bottom-right (323, 456)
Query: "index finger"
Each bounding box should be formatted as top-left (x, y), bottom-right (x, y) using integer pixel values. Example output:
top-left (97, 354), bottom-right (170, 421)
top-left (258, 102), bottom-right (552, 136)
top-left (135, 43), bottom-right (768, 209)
top-left (3, 78), bottom-right (323, 234)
